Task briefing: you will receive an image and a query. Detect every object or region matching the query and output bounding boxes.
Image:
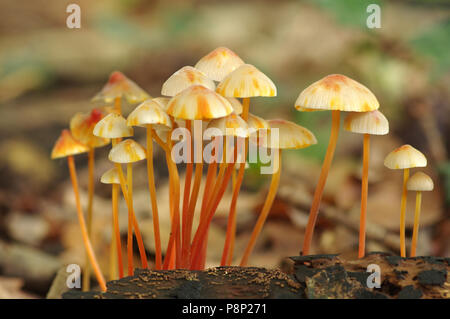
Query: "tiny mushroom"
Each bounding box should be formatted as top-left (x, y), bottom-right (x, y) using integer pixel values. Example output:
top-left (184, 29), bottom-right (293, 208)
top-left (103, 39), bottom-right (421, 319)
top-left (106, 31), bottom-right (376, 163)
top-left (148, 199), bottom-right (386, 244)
top-left (127, 99), bottom-right (172, 270)
top-left (195, 47), bottom-right (245, 82)
top-left (296, 74), bottom-right (379, 256)
top-left (100, 167), bottom-right (124, 279)
top-left (161, 66), bottom-right (216, 97)
top-left (51, 130), bottom-right (106, 292)
top-left (109, 139), bottom-right (147, 275)
top-left (344, 110), bottom-right (389, 258)
top-left (407, 172), bottom-right (434, 257)
top-left (384, 144), bottom-right (427, 257)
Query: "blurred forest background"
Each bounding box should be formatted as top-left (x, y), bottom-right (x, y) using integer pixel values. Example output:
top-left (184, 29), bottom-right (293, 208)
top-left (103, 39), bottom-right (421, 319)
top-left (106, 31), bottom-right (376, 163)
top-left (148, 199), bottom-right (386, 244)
top-left (0, 0), bottom-right (448, 298)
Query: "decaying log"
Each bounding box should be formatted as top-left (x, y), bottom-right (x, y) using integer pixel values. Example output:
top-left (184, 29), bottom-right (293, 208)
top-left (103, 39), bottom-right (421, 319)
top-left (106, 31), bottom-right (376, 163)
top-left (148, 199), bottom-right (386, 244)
top-left (62, 253), bottom-right (449, 299)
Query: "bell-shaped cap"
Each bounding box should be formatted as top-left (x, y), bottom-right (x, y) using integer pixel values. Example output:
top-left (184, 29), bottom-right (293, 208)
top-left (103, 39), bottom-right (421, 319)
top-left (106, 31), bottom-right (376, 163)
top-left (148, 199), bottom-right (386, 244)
top-left (51, 129), bottom-right (89, 159)
top-left (226, 97), bottom-right (243, 115)
top-left (100, 167), bottom-right (120, 184)
top-left (92, 71), bottom-right (150, 104)
top-left (153, 97), bottom-right (171, 111)
top-left (108, 139), bottom-right (146, 163)
top-left (384, 144), bottom-right (427, 170)
top-left (166, 85), bottom-right (233, 120)
top-left (205, 113), bottom-right (249, 138)
top-left (216, 64), bottom-right (277, 98)
top-left (407, 171), bottom-right (434, 192)
top-left (93, 113), bottom-right (133, 138)
top-left (127, 100), bottom-right (172, 130)
top-left (70, 109), bottom-right (110, 148)
top-left (295, 74), bottom-right (379, 112)
top-left (255, 119), bottom-right (317, 150)
top-left (161, 66), bottom-right (215, 97)
top-left (344, 110), bottom-right (389, 135)
top-left (195, 47), bottom-right (245, 81)
top-left (247, 113), bottom-right (269, 131)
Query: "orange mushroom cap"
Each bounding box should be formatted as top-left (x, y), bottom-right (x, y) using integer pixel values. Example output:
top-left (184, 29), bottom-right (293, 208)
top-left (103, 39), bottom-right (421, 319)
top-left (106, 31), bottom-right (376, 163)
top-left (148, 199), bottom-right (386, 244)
top-left (384, 144), bottom-right (427, 170)
top-left (195, 47), bottom-right (245, 82)
top-left (127, 100), bottom-right (172, 130)
top-left (247, 113), bottom-right (270, 131)
top-left (166, 85), bottom-right (233, 120)
top-left (216, 64), bottom-right (277, 98)
top-left (161, 66), bottom-right (215, 97)
top-left (100, 167), bottom-right (120, 185)
top-left (205, 113), bottom-right (249, 138)
top-left (295, 74), bottom-right (379, 112)
top-left (344, 110), bottom-right (389, 135)
top-left (92, 71), bottom-right (150, 104)
top-left (93, 113), bottom-right (133, 138)
top-left (70, 109), bottom-right (110, 148)
top-left (108, 139), bottom-right (146, 164)
top-left (51, 129), bottom-right (89, 159)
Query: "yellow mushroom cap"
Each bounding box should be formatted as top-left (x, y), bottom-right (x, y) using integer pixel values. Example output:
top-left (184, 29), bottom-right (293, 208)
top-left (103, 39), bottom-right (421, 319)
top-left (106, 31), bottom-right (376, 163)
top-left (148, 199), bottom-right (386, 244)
top-left (92, 71), bottom-right (150, 104)
top-left (153, 97), bottom-right (171, 111)
top-left (166, 85), bottom-right (233, 120)
top-left (93, 113), bottom-right (133, 139)
top-left (161, 66), bottom-right (216, 97)
top-left (407, 172), bottom-right (434, 192)
top-left (194, 47), bottom-right (245, 82)
top-left (247, 113), bottom-right (270, 131)
top-left (344, 110), bottom-right (389, 135)
top-left (127, 100), bottom-right (172, 130)
top-left (295, 74), bottom-right (379, 112)
top-left (51, 129), bottom-right (89, 159)
top-left (255, 119), bottom-right (317, 150)
top-left (70, 109), bottom-right (110, 148)
top-left (205, 113), bottom-right (249, 138)
top-left (100, 167), bottom-right (120, 184)
top-left (108, 139), bottom-right (146, 163)
top-left (216, 64), bottom-right (277, 98)
top-left (384, 144), bottom-right (427, 169)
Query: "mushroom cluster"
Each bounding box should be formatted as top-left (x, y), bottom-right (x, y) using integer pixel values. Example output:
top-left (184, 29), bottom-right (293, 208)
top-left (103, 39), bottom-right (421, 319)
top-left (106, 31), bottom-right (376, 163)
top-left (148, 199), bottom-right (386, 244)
top-left (51, 47), bottom-right (434, 291)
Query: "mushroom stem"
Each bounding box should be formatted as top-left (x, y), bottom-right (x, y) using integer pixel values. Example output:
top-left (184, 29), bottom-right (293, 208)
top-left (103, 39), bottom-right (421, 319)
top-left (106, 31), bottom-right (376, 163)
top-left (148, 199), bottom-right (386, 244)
top-left (240, 149), bottom-right (282, 267)
top-left (410, 191), bottom-right (422, 257)
top-left (400, 168), bottom-right (410, 257)
top-left (67, 155), bottom-right (106, 292)
top-left (112, 183), bottom-right (124, 278)
top-left (114, 96), bottom-right (121, 114)
top-left (181, 121), bottom-right (194, 251)
top-left (302, 110), bottom-right (340, 256)
top-left (115, 163), bottom-right (148, 274)
top-left (182, 129), bottom-right (203, 268)
top-left (358, 134), bottom-right (370, 258)
top-left (146, 125), bottom-right (162, 270)
top-left (82, 148), bottom-right (95, 291)
top-left (242, 98), bottom-right (250, 121)
top-left (221, 137), bottom-right (248, 266)
top-left (126, 163), bottom-right (134, 275)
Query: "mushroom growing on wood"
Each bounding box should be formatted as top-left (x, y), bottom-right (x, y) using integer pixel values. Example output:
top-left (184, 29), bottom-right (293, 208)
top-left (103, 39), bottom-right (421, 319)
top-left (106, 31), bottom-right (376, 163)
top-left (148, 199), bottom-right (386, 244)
top-left (384, 145), bottom-right (427, 257)
top-left (70, 108), bottom-right (110, 290)
top-left (295, 74), bottom-right (379, 256)
top-left (109, 139), bottom-right (147, 275)
top-left (344, 110), bottom-right (389, 258)
top-left (166, 85), bottom-right (234, 268)
top-left (100, 167), bottom-right (124, 279)
top-left (127, 100), bottom-right (172, 269)
top-left (406, 172), bottom-right (434, 257)
top-left (240, 119), bottom-right (317, 266)
top-left (51, 130), bottom-right (106, 292)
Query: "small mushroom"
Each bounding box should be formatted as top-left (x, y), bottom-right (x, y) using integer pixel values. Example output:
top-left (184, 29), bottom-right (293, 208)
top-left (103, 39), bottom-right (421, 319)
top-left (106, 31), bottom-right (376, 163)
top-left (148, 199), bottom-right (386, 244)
top-left (195, 47), bottom-right (245, 82)
top-left (166, 85), bottom-right (234, 268)
top-left (92, 71), bottom-right (150, 113)
top-left (100, 167), bottom-right (124, 279)
top-left (109, 139), bottom-right (147, 275)
top-left (127, 100), bottom-right (172, 270)
top-left (161, 66), bottom-right (215, 97)
top-left (240, 119), bottom-right (317, 266)
top-left (344, 110), bottom-right (389, 258)
top-left (384, 144), bottom-right (427, 257)
top-left (190, 113), bottom-right (249, 269)
top-left (406, 171), bottom-right (434, 257)
top-left (70, 108), bottom-right (110, 290)
top-left (295, 74), bottom-right (379, 256)
top-left (51, 130), bottom-right (106, 292)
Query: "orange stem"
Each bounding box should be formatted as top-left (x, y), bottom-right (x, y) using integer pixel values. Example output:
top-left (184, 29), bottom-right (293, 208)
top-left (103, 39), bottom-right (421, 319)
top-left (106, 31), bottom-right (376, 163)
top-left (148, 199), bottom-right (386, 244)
top-left (112, 184), bottom-right (124, 278)
top-left (410, 191), bottom-right (422, 257)
top-left (67, 156), bottom-right (106, 292)
top-left (181, 121), bottom-right (193, 253)
top-left (302, 110), bottom-right (340, 256)
top-left (240, 149), bottom-right (281, 266)
top-left (146, 126), bottom-right (162, 269)
top-left (358, 134), bottom-right (370, 258)
top-left (400, 168), bottom-right (409, 257)
top-left (82, 148), bottom-right (95, 291)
